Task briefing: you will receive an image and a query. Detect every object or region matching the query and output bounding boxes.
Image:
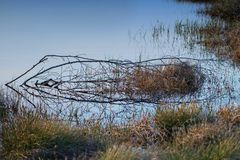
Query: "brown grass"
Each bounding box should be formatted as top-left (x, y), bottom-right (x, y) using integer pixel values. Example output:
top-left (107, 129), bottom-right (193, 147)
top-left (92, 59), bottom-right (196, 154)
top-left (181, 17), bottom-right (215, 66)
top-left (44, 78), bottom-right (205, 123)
top-left (2, 113), bottom-right (106, 159)
top-left (1, 93), bottom-right (240, 159)
top-left (217, 106), bottom-right (240, 127)
top-left (154, 103), bottom-right (202, 139)
top-left (174, 122), bottom-right (226, 148)
top-left (124, 63), bottom-right (204, 98)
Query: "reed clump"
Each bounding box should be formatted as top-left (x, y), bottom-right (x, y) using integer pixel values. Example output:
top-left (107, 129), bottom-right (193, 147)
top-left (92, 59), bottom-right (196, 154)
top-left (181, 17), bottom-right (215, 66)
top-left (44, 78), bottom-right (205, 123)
top-left (124, 62), bottom-right (204, 98)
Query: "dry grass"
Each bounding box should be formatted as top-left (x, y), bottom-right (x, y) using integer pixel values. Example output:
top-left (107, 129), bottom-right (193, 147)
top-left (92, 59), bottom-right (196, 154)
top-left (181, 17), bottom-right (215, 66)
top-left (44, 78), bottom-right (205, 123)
top-left (1, 104), bottom-right (240, 160)
top-left (166, 135), bottom-right (240, 160)
top-left (217, 106), bottom-right (240, 127)
top-left (1, 87), bottom-right (240, 159)
top-left (166, 120), bottom-right (240, 160)
top-left (174, 122), bottom-right (226, 148)
top-left (2, 113), bottom-right (106, 159)
top-left (128, 115), bottom-right (161, 146)
top-left (124, 62), bottom-right (204, 98)
top-left (154, 103), bottom-right (202, 138)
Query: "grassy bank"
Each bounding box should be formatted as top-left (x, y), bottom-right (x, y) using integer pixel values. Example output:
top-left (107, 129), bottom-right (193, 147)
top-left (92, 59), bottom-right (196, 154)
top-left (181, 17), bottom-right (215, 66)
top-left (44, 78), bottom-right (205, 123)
top-left (1, 89), bottom-right (240, 160)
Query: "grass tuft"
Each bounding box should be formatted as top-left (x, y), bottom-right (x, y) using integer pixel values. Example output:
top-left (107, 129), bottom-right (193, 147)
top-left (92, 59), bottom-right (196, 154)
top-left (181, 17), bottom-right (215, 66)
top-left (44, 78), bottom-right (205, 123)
top-left (2, 113), bottom-right (105, 159)
top-left (154, 103), bottom-right (202, 139)
top-left (125, 62), bottom-right (204, 98)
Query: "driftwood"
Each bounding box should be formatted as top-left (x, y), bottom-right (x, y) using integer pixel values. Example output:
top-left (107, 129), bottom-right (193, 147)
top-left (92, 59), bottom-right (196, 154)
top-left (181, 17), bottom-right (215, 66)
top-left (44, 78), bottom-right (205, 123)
top-left (5, 55), bottom-right (225, 108)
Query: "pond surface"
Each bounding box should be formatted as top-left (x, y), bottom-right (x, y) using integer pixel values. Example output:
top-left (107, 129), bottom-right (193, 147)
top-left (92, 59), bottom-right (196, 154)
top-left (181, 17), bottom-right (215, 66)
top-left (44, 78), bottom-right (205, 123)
top-left (2, 0), bottom-right (240, 115)
top-left (1, 0), bottom-right (200, 82)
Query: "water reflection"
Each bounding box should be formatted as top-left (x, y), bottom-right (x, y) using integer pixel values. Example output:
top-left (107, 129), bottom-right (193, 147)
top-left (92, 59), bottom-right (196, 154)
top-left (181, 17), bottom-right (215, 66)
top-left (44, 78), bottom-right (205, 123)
top-left (128, 12), bottom-right (240, 107)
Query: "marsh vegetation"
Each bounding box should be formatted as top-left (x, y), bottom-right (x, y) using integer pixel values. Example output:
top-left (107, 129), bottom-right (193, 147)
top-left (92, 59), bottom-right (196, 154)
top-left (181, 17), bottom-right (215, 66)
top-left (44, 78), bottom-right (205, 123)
top-left (1, 90), bottom-right (240, 159)
top-left (1, 0), bottom-right (240, 159)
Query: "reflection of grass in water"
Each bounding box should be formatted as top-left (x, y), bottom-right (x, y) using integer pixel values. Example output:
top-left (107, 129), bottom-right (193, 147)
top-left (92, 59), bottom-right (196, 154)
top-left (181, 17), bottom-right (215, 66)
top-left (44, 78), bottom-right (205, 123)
top-left (177, 0), bottom-right (240, 21)
top-left (203, 0), bottom-right (240, 21)
top-left (175, 19), bottom-right (240, 63)
top-left (175, 19), bottom-right (228, 56)
top-left (176, 0), bottom-right (240, 64)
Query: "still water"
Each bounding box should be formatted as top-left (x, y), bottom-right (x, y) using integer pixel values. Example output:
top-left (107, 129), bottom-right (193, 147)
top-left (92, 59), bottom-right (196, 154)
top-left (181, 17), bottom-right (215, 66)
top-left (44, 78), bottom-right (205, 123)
top-left (1, 0), bottom-right (200, 82)
top-left (2, 0), bottom-right (240, 114)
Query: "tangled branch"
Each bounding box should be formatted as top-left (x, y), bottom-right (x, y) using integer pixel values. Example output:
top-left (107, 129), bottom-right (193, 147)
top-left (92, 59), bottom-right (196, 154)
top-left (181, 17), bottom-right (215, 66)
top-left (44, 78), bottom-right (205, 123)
top-left (6, 55), bottom-right (226, 108)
